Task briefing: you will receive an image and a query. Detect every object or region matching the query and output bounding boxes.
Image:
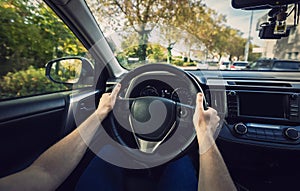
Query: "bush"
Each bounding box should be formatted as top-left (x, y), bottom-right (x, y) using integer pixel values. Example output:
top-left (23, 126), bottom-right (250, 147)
top-left (0, 66), bottom-right (69, 99)
top-left (183, 62), bottom-right (196, 67)
top-left (172, 60), bottom-right (184, 66)
top-left (147, 44), bottom-right (167, 62)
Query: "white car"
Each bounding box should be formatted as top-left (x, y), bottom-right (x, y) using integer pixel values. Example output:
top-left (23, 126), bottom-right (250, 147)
top-left (230, 61), bottom-right (249, 70)
top-left (196, 61), bottom-right (209, 70)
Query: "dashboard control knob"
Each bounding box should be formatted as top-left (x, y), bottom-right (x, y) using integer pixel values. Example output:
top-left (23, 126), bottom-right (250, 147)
top-left (234, 123), bottom-right (248, 135)
top-left (291, 93), bottom-right (298, 100)
top-left (284, 128), bottom-right (300, 140)
top-left (228, 91), bottom-right (237, 96)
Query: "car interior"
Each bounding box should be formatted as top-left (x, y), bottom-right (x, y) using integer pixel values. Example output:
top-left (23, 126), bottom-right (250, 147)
top-left (1, 0), bottom-right (300, 190)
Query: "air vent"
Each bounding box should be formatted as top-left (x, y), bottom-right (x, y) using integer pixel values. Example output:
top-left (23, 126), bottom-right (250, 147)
top-left (228, 81), bottom-right (292, 87)
top-left (227, 91), bottom-right (238, 117)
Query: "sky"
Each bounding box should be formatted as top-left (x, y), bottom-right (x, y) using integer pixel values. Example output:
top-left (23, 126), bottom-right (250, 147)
top-left (204, 0), bottom-right (267, 45)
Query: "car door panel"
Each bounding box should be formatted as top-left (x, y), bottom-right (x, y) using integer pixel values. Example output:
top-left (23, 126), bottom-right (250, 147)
top-left (0, 93), bottom-right (70, 177)
top-left (61, 89), bottom-right (100, 136)
top-left (0, 89), bottom-right (99, 178)
top-left (0, 93), bottom-right (66, 122)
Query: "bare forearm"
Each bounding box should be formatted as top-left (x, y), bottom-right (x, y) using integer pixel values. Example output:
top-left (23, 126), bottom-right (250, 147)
top-left (33, 112), bottom-right (102, 189)
top-left (199, 144), bottom-right (236, 191)
top-left (0, 85), bottom-right (121, 191)
top-left (0, 112), bottom-right (103, 191)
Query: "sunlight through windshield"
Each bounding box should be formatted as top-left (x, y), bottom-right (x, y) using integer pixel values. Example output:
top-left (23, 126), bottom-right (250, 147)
top-left (86, 0), bottom-right (300, 71)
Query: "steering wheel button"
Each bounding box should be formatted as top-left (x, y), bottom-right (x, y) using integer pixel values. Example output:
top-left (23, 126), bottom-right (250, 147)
top-left (177, 107), bottom-right (189, 118)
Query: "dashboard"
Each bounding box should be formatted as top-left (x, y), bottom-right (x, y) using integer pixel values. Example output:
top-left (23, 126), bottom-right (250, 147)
top-left (126, 74), bottom-right (197, 106)
top-left (185, 70), bottom-right (300, 189)
top-left (115, 70), bottom-right (300, 148)
top-left (188, 70), bottom-right (300, 143)
top-left (110, 69), bottom-right (300, 190)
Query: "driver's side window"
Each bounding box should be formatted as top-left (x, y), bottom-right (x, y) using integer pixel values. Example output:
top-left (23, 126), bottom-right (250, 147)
top-left (0, 0), bottom-right (88, 100)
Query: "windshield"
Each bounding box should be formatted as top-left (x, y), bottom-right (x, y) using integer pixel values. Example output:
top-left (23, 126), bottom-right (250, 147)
top-left (86, 0), bottom-right (300, 71)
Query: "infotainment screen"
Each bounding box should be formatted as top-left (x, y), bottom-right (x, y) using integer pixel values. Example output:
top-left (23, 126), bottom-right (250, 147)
top-left (239, 92), bottom-right (286, 118)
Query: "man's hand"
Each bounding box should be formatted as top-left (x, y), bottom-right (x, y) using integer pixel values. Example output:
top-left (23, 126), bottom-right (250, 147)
top-left (95, 83), bottom-right (121, 121)
top-left (195, 93), bottom-right (236, 190)
top-left (193, 93), bottom-right (220, 154)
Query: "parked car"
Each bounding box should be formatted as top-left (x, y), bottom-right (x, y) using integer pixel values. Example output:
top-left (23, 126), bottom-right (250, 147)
top-left (230, 61), bottom-right (249, 70)
top-left (250, 59), bottom-right (300, 71)
top-left (219, 61), bottom-right (231, 70)
top-left (196, 60), bottom-right (209, 70)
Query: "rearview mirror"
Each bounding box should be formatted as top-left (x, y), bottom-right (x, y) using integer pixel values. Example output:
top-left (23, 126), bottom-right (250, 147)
top-left (232, 0), bottom-right (300, 9)
top-left (45, 57), bottom-right (94, 85)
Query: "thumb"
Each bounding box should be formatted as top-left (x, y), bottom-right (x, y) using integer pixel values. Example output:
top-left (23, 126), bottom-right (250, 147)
top-left (195, 93), bottom-right (204, 112)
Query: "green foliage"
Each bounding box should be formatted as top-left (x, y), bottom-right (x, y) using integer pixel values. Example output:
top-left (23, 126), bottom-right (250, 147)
top-left (94, 0), bottom-right (213, 62)
top-left (183, 62), bottom-right (196, 67)
top-left (116, 54), bottom-right (128, 66)
top-left (172, 60), bottom-right (184, 66)
top-left (93, 0), bottom-right (250, 65)
top-left (122, 44), bottom-right (140, 58)
top-left (0, 0), bottom-right (86, 76)
top-left (0, 66), bottom-right (69, 99)
top-left (248, 52), bottom-right (262, 62)
top-left (147, 44), bottom-right (167, 62)
top-left (116, 43), bottom-right (167, 67)
top-left (50, 59), bottom-right (82, 83)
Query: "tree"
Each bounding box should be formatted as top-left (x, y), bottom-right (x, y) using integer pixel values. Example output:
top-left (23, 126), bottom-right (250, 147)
top-left (92, 0), bottom-right (212, 62)
top-left (153, 0), bottom-right (220, 63)
top-left (226, 32), bottom-right (247, 61)
top-left (93, 0), bottom-right (169, 61)
top-left (158, 26), bottom-right (181, 64)
top-left (0, 0), bottom-right (86, 76)
top-left (210, 26), bottom-right (247, 61)
top-left (163, 1), bottom-right (229, 60)
top-left (89, 0), bottom-right (251, 64)
top-left (147, 44), bottom-right (166, 62)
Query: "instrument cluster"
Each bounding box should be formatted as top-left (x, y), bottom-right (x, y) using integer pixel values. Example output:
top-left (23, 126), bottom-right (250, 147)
top-left (131, 79), bottom-right (193, 105)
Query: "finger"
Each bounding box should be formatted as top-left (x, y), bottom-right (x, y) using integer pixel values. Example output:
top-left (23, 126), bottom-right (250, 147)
top-left (110, 83), bottom-right (121, 99)
top-left (195, 93), bottom-right (204, 111)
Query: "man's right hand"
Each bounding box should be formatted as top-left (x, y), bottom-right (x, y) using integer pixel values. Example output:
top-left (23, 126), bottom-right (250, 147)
top-left (193, 93), bottom-right (220, 154)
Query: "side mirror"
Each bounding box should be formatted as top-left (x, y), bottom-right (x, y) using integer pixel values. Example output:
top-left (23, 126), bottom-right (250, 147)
top-left (45, 57), bottom-right (94, 86)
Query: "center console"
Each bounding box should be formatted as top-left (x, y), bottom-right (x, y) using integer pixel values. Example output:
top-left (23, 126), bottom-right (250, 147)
top-left (226, 90), bottom-right (300, 144)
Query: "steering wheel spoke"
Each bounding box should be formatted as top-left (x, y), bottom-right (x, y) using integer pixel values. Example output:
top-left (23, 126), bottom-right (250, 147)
top-left (130, 118), bottom-right (177, 154)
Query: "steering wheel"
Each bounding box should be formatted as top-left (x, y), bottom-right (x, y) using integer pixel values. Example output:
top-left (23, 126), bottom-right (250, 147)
top-left (107, 63), bottom-right (207, 167)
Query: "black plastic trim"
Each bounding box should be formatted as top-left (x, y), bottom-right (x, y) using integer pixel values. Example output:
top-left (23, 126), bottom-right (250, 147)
top-left (0, 93), bottom-right (66, 123)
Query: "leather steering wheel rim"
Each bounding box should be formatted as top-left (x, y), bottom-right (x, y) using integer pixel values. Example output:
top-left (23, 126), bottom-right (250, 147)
top-left (108, 63), bottom-right (207, 165)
